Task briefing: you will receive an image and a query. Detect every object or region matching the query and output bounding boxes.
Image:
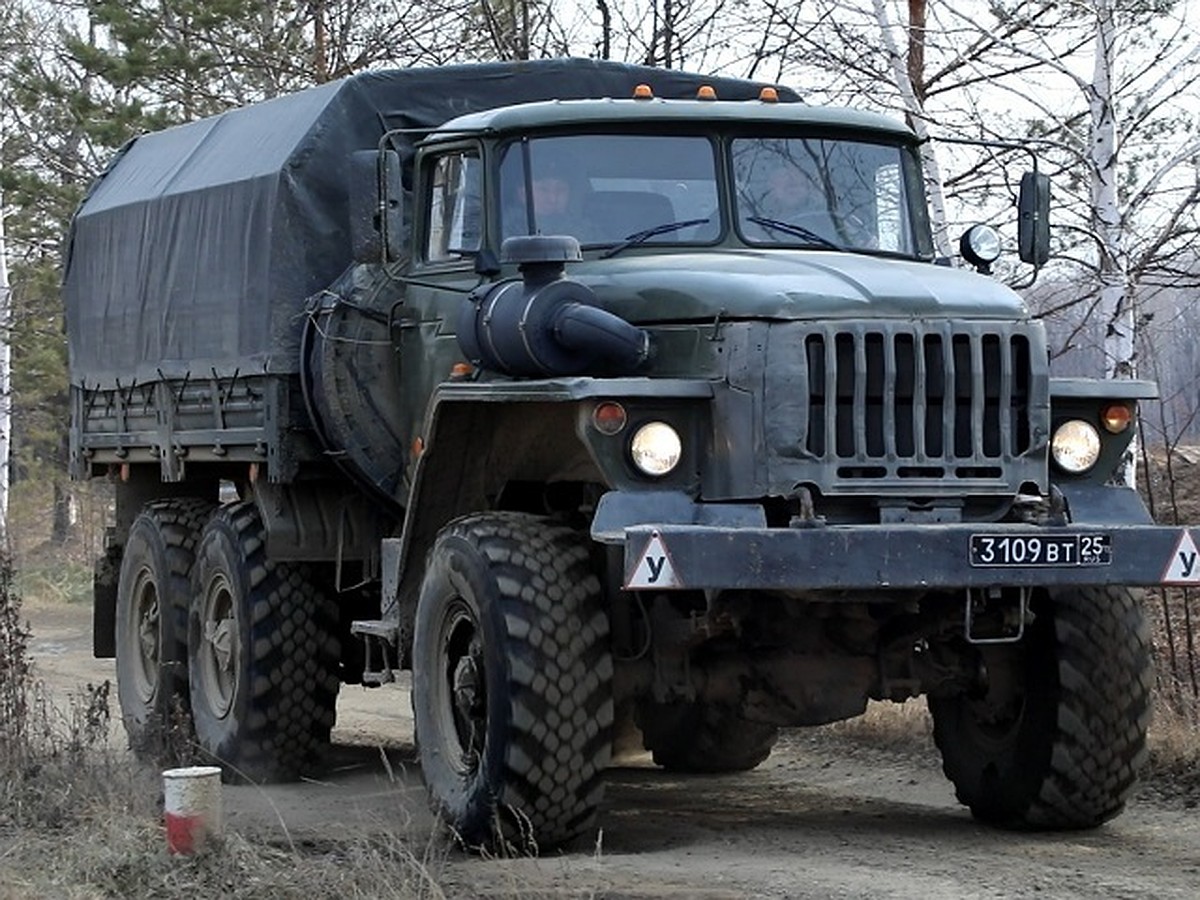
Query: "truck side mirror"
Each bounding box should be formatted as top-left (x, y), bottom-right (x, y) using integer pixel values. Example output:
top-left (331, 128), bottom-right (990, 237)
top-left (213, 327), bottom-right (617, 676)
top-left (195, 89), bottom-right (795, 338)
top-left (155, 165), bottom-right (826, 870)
top-left (349, 150), bottom-right (382, 262)
top-left (348, 149), bottom-right (407, 264)
top-left (1018, 171), bottom-right (1050, 267)
top-left (380, 149), bottom-right (406, 263)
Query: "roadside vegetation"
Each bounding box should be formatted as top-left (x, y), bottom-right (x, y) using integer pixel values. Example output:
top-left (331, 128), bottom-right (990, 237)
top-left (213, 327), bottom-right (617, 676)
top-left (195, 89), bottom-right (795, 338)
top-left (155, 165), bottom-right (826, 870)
top-left (1136, 447), bottom-right (1200, 803)
top-left (0, 542), bottom-right (457, 899)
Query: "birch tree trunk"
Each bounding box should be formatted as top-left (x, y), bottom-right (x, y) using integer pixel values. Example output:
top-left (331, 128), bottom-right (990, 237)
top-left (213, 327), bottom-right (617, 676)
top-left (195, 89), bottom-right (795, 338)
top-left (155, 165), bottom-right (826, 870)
top-left (0, 183), bottom-right (11, 546)
top-left (1089, 0), bottom-right (1136, 486)
top-left (871, 0), bottom-right (952, 258)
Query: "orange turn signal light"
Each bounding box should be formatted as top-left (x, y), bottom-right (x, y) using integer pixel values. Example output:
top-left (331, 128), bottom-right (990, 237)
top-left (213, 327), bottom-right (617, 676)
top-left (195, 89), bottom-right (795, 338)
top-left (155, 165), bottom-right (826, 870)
top-left (759, 86), bottom-right (779, 103)
top-left (592, 401), bottom-right (628, 436)
top-left (697, 85), bottom-right (717, 100)
top-left (633, 83), bottom-right (654, 99)
top-left (1100, 402), bottom-right (1133, 433)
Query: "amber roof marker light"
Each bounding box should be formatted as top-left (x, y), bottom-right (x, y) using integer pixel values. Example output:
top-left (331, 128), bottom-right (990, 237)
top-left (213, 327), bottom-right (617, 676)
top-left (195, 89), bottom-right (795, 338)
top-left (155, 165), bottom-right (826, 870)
top-left (697, 85), bottom-right (717, 100)
top-left (759, 86), bottom-right (780, 103)
top-left (633, 84), bottom-right (654, 100)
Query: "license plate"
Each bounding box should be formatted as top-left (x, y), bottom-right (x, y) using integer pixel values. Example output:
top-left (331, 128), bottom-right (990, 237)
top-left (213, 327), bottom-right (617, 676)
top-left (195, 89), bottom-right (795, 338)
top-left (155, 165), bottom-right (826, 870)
top-left (969, 534), bottom-right (1111, 567)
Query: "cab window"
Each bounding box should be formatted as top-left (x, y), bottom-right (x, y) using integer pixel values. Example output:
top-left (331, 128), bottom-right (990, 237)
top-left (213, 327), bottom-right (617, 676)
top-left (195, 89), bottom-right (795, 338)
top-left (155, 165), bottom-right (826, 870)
top-left (425, 150), bottom-right (482, 262)
top-left (497, 135), bottom-right (720, 245)
top-left (731, 136), bottom-right (930, 256)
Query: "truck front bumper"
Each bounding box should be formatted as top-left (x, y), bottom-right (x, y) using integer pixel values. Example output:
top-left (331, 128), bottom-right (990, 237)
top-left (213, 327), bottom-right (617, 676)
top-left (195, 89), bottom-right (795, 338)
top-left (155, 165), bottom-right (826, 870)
top-left (621, 522), bottom-right (1198, 591)
top-left (595, 488), bottom-right (1198, 592)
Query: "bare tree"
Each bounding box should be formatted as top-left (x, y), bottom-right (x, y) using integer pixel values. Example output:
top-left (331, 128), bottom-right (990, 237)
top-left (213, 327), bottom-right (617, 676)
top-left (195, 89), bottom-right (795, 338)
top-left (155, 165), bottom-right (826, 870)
top-left (758, 0), bottom-right (1007, 257)
top-left (957, 0), bottom-right (1200, 482)
top-left (603, 0), bottom-right (738, 71)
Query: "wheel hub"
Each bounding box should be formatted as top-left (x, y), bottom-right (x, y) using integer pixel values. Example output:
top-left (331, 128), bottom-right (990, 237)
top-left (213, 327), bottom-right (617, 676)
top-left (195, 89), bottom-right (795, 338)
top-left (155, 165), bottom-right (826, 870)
top-left (130, 570), bottom-right (161, 702)
top-left (963, 652), bottom-right (1026, 737)
top-left (452, 648), bottom-right (483, 721)
top-left (204, 618), bottom-right (235, 673)
top-left (440, 608), bottom-right (488, 773)
top-left (199, 578), bottom-right (238, 719)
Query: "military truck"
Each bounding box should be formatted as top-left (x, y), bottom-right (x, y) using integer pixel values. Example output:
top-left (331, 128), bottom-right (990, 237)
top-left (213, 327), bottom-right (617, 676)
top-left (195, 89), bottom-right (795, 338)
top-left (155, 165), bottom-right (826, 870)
top-left (67, 59), bottom-right (1179, 848)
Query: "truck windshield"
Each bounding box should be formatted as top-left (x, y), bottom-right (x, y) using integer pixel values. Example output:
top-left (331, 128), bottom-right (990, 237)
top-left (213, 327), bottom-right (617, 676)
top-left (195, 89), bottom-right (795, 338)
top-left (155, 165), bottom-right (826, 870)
top-left (496, 132), bottom-right (932, 258)
top-left (499, 134), bottom-right (720, 246)
top-left (732, 136), bottom-right (932, 257)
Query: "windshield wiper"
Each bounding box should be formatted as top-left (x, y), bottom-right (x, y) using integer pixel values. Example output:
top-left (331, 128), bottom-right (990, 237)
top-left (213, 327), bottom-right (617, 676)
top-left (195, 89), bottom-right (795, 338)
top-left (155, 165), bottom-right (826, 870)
top-left (746, 216), bottom-right (842, 251)
top-left (599, 218), bottom-right (711, 259)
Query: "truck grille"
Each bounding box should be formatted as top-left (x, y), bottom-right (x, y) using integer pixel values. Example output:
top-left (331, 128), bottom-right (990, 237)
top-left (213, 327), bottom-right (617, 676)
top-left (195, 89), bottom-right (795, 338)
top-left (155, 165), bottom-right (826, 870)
top-left (787, 322), bottom-right (1044, 489)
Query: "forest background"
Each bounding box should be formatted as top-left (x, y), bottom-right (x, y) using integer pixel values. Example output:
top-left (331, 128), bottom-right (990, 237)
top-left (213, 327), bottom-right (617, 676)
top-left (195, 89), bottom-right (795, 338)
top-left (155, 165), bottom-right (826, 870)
top-left (0, 0), bottom-right (1198, 711)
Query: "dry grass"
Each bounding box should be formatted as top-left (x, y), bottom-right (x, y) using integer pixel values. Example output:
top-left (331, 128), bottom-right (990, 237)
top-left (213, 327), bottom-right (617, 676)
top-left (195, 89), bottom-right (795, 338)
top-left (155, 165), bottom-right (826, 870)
top-left (6, 479), bottom-right (110, 606)
top-left (821, 699), bottom-right (935, 754)
top-left (0, 821), bottom-right (453, 900)
top-left (0, 551), bottom-right (461, 900)
top-left (1143, 700), bottom-right (1200, 806)
top-left (1140, 447), bottom-right (1200, 720)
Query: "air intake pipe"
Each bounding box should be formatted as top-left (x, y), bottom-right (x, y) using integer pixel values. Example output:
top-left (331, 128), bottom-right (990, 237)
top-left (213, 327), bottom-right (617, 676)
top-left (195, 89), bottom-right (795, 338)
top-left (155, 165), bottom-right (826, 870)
top-left (457, 236), bottom-right (651, 377)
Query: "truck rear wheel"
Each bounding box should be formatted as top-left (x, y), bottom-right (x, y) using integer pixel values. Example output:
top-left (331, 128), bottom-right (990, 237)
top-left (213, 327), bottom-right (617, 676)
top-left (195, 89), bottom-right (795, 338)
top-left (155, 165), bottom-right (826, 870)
top-left (115, 498), bottom-right (213, 758)
top-left (637, 700), bottom-right (778, 773)
top-left (928, 585), bottom-right (1151, 829)
top-left (188, 502), bottom-right (340, 782)
top-left (412, 513), bottom-right (613, 850)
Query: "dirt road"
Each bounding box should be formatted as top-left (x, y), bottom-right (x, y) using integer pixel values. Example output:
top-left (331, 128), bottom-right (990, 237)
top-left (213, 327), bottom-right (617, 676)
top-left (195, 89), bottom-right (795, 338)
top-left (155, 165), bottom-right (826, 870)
top-left (24, 599), bottom-right (1200, 899)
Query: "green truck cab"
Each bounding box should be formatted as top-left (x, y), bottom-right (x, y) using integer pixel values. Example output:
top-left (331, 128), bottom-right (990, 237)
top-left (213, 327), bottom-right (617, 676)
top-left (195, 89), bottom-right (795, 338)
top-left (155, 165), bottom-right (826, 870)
top-left (67, 60), bottom-right (1172, 849)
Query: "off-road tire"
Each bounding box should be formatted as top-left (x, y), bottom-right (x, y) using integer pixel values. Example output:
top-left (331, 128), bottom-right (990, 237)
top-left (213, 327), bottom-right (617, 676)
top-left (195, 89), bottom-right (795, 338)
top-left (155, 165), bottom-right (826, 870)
top-left (115, 498), bottom-right (213, 758)
top-left (188, 501), bottom-right (340, 782)
top-left (412, 512), bottom-right (613, 850)
top-left (637, 700), bottom-right (779, 773)
top-left (928, 585), bottom-right (1152, 829)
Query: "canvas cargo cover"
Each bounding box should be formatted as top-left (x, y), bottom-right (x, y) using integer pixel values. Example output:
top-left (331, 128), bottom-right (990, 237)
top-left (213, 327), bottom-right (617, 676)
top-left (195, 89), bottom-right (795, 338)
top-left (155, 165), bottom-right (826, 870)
top-left (64, 59), bottom-right (795, 387)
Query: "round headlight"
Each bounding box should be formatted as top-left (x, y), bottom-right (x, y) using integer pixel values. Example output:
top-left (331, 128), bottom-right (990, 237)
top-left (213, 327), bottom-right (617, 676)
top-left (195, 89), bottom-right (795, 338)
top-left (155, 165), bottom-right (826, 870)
top-left (1051, 419), bottom-right (1102, 474)
top-left (630, 422), bottom-right (682, 477)
top-left (960, 224), bottom-right (1002, 269)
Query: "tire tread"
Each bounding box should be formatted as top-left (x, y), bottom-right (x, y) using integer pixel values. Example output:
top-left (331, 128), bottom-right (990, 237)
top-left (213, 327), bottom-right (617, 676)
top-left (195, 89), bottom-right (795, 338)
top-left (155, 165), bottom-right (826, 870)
top-left (190, 501), bottom-right (340, 782)
top-left (116, 497), bottom-right (213, 756)
top-left (930, 585), bottom-right (1151, 830)
top-left (422, 511), bottom-right (612, 847)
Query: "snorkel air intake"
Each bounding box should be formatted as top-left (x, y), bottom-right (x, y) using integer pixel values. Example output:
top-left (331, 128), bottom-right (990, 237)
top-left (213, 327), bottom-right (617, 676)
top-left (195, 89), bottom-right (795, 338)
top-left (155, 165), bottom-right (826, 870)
top-left (457, 235), bottom-right (651, 377)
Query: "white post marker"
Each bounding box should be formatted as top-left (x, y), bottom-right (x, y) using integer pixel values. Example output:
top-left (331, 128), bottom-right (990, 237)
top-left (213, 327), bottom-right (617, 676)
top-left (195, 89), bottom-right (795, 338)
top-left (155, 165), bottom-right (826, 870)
top-left (163, 766), bottom-right (224, 854)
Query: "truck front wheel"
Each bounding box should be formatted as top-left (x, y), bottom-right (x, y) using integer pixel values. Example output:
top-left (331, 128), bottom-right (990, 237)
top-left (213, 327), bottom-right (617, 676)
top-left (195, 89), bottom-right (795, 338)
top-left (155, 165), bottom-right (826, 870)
top-left (412, 513), bottom-right (613, 850)
top-left (115, 498), bottom-right (213, 758)
top-left (188, 502), bottom-right (340, 782)
top-left (637, 700), bottom-right (778, 773)
top-left (928, 585), bottom-right (1151, 829)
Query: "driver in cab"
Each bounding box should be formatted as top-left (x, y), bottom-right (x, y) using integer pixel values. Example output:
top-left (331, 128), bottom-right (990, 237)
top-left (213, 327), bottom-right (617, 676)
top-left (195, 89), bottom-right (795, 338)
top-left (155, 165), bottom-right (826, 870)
top-left (502, 159), bottom-right (577, 239)
top-left (740, 165), bottom-right (839, 245)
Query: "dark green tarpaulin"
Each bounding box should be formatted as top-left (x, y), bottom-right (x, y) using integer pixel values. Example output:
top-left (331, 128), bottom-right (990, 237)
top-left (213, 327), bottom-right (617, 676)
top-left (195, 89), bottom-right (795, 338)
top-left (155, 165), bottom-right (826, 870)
top-left (64, 60), bottom-right (795, 387)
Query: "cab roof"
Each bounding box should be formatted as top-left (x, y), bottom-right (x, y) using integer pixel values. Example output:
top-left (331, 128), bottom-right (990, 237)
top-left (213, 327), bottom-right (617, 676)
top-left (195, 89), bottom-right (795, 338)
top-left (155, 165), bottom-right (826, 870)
top-left (427, 96), bottom-right (915, 143)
